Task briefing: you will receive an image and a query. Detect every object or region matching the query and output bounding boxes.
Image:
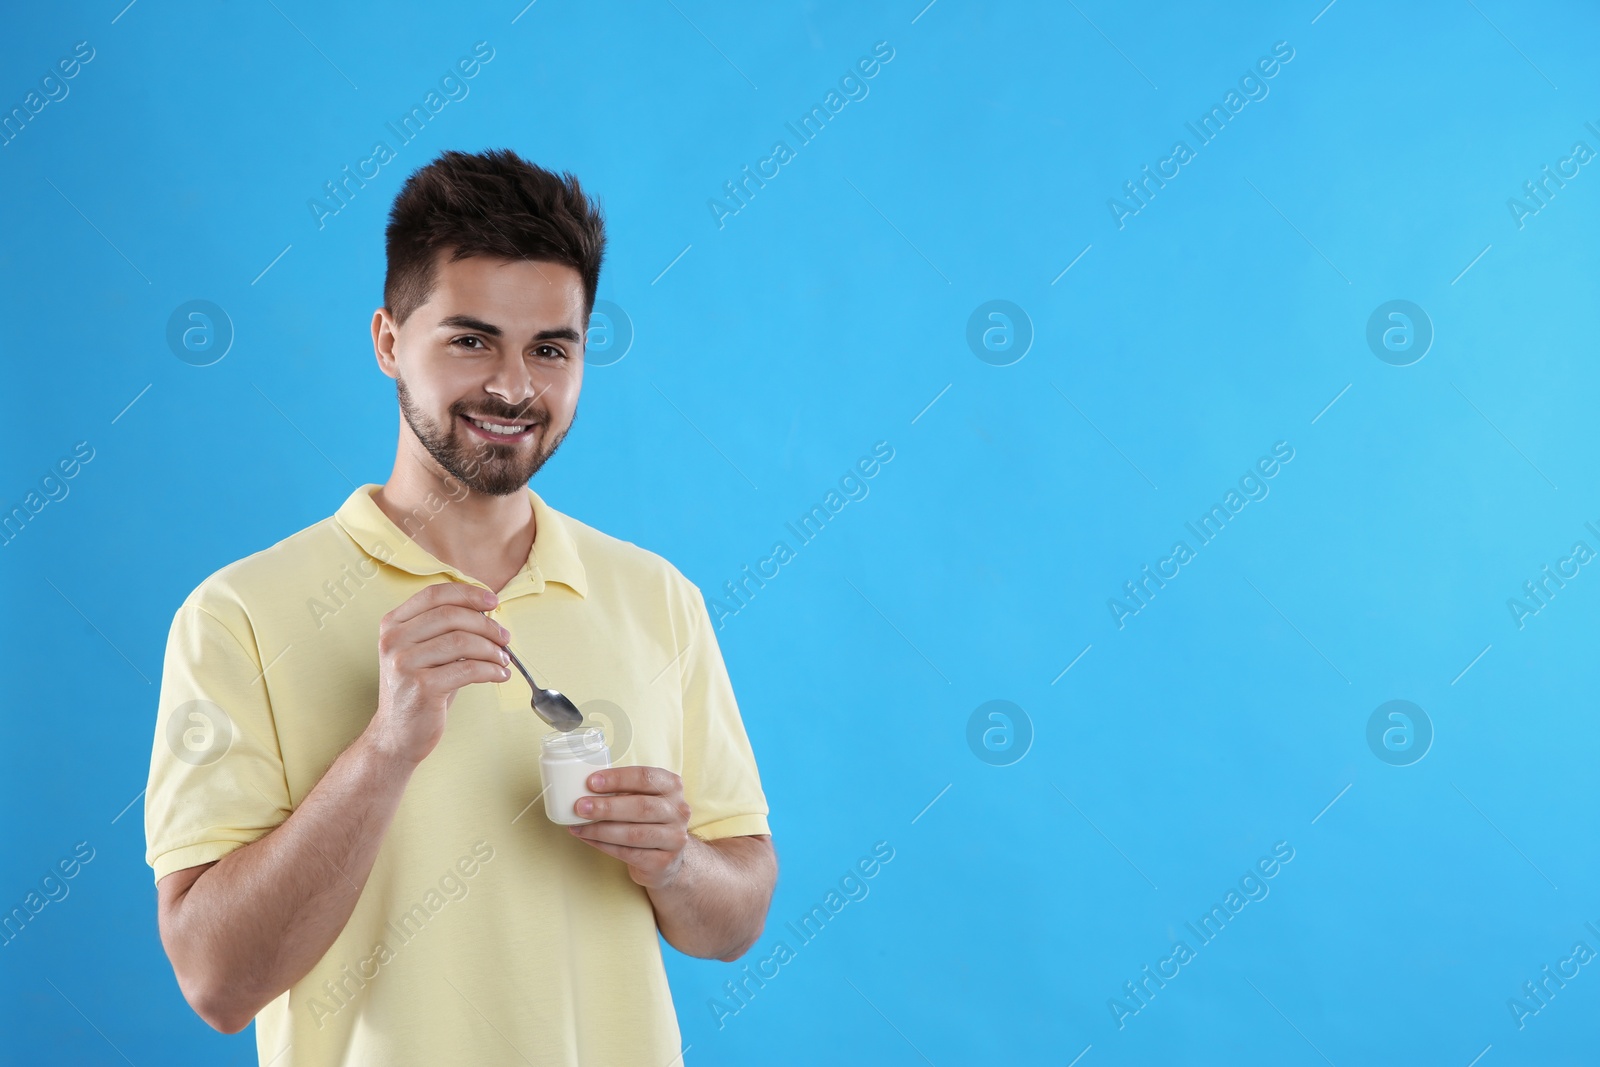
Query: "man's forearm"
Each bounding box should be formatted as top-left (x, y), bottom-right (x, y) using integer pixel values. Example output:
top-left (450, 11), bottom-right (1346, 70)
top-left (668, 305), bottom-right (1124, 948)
top-left (647, 835), bottom-right (776, 961)
top-left (161, 731), bottom-right (416, 1032)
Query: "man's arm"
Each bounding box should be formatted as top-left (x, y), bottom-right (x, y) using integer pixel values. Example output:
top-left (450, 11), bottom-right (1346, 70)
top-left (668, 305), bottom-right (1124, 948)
top-left (155, 581), bottom-right (511, 1032)
top-left (647, 834), bottom-right (777, 961)
top-left (157, 734), bottom-right (416, 1032)
top-left (566, 766), bottom-right (778, 960)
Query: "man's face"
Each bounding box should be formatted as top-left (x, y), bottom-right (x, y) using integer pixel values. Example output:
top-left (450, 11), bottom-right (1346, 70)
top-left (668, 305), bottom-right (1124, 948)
top-left (374, 250), bottom-right (586, 496)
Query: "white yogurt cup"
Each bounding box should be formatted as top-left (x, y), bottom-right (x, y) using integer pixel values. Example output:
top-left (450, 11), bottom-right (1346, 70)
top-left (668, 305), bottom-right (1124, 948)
top-left (540, 727), bottom-right (611, 825)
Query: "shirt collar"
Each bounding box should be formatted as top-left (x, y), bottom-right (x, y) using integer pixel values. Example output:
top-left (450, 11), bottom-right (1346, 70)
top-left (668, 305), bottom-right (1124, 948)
top-left (333, 483), bottom-right (588, 600)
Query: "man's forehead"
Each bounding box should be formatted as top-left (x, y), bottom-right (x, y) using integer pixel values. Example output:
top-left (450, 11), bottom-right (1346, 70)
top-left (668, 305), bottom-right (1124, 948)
top-left (427, 254), bottom-right (584, 320)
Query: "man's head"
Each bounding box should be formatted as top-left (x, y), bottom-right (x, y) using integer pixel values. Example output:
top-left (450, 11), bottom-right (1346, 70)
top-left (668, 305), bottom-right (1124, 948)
top-left (372, 148), bottom-right (607, 496)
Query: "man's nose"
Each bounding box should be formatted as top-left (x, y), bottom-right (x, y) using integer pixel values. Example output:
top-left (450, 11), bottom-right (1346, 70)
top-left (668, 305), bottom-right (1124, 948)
top-left (482, 350), bottom-right (539, 412)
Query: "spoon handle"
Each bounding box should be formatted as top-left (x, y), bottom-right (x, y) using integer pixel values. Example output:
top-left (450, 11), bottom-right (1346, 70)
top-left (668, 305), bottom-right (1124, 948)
top-left (503, 643), bottom-right (539, 692)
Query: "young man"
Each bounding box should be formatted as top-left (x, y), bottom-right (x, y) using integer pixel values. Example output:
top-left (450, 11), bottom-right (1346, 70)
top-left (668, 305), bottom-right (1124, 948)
top-left (145, 148), bottom-right (777, 1066)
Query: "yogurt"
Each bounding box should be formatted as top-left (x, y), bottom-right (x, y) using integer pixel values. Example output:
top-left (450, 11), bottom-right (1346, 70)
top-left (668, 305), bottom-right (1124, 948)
top-left (540, 727), bottom-right (611, 825)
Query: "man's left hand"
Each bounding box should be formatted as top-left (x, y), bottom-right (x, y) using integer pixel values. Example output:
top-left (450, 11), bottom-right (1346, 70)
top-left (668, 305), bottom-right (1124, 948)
top-left (566, 766), bottom-right (693, 888)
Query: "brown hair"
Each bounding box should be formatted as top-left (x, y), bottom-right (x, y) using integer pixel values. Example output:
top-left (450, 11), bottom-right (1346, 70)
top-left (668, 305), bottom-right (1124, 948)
top-left (383, 147), bottom-right (607, 327)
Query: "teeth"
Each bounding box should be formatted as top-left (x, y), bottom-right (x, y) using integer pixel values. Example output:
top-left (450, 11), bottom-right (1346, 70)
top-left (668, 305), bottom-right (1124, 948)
top-left (469, 417), bottom-right (529, 435)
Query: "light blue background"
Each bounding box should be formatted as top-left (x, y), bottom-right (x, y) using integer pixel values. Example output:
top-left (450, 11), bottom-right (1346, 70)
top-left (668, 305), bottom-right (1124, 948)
top-left (3, 1), bottom-right (1598, 1063)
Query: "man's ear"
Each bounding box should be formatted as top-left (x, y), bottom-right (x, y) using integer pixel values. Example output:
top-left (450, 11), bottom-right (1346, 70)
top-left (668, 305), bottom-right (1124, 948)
top-left (372, 308), bottom-right (400, 380)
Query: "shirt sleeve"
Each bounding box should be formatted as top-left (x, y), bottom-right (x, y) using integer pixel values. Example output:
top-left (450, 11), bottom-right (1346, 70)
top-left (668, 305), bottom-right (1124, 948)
top-left (678, 583), bottom-right (770, 841)
top-left (144, 594), bottom-right (293, 885)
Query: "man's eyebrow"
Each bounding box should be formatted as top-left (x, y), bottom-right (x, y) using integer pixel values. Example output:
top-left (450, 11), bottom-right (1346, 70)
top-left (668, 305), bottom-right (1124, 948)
top-left (436, 314), bottom-right (582, 343)
top-left (438, 314), bottom-right (502, 336)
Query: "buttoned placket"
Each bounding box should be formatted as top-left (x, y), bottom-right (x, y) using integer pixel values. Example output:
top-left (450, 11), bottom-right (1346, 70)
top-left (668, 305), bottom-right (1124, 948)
top-left (465, 560), bottom-right (551, 714)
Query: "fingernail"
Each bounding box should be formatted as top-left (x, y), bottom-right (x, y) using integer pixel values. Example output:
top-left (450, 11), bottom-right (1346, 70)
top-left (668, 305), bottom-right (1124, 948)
top-left (589, 774), bottom-right (604, 790)
top-left (500, 666), bottom-right (510, 680)
top-left (576, 799), bottom-right (593, 815)
top-left (499, 625), bottom-right (510, 642)
top-left (499, 649), bottom-right (509, 665)
top-left (483, 590), bottom-right (498, 607)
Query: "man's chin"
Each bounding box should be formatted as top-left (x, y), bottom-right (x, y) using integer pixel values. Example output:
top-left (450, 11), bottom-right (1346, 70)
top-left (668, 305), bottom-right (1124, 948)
top-left (449, 482), bottom-right (525, 498)
top-left (448, 457), bottom-right (541, 496)
top-left (455, 472), bottom-right (534, 496)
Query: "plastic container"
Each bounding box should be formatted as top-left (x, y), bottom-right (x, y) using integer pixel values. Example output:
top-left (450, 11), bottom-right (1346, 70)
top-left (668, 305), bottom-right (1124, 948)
top-left (540, 727), bottom-right (611, 825)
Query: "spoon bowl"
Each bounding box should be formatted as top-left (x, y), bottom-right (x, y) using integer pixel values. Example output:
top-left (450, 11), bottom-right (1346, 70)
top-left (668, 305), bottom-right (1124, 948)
top-left (503, 643), bottom-right (583, 731)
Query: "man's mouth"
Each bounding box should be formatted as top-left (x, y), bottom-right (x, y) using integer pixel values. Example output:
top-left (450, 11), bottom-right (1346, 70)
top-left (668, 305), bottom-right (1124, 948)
top-left (460, 414), bottom-right (537, 441)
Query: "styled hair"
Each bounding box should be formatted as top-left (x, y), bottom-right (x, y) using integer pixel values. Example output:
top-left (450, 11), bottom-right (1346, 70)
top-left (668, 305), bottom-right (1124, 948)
top-left (383, 148), bottom-right (607, 327)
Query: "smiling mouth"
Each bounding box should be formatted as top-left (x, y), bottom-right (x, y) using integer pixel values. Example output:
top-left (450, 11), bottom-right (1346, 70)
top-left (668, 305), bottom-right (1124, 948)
top-left (460, 414), bottom-right (537, 441)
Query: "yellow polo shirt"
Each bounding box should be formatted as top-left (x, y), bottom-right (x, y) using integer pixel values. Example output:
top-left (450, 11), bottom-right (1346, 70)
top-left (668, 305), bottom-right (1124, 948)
top-left (144, 484), bottom-right (770, 1066)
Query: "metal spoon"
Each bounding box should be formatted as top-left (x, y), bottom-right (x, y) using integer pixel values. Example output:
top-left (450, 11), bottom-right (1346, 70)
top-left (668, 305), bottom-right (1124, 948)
top-left (503, 641), bottom-right (583, 731)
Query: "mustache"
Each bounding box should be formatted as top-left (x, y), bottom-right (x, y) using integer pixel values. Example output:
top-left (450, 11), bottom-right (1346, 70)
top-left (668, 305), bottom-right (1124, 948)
top-left (451, 401), bottom-right (546, 424)
top-left (450, 384), bottom-right (553, 426)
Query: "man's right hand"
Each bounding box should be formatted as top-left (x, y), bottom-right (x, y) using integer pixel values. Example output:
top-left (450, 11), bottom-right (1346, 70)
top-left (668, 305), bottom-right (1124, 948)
top-left (367, 581), bottom-right (510, 765)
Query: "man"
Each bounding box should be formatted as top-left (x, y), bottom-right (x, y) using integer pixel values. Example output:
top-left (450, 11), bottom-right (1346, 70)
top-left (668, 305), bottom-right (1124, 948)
top-left (144, 147), bottom-right (777, 1066)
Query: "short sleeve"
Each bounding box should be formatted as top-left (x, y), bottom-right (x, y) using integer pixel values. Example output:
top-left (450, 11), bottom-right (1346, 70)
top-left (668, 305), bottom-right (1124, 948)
top-left (144, 598), bottom-right (292, 885)
top-left (678, 585), bottom-right (770, 841)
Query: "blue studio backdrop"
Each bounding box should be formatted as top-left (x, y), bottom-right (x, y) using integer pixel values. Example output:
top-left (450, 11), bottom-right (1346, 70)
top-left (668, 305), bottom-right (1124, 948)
top-left (3, 1), bottom-right (1599, 1064)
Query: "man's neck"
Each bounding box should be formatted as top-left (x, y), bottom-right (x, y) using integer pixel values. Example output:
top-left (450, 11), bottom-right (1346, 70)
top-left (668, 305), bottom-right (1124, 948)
top-left (372, 453), bottom-right (536, 596)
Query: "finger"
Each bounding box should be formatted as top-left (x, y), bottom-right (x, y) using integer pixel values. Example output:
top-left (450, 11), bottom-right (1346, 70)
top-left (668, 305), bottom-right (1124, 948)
top-left (574, 793), bottom-right (679, 825)
top-left (402, 631), bottom-right (510, 672)
top-left (569, 819), bottom-right (683, 851)
top-left (387, 581), bottom-right (497, 625)
top-left (587, 766), bottom-right (681, 797)
top-left (426, 657), bottom-right (511, 691)
top-left (401, 604), bottom-right (509, 649)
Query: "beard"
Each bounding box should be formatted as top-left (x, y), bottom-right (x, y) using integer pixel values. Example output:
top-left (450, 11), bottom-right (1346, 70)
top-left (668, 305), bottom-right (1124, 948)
top-left (395, 377), bottom-right (572, 496)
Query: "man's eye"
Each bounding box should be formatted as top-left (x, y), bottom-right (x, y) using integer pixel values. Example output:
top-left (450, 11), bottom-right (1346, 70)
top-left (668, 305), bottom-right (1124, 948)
top-left (452, 336), bottom-right (484, 349)
top-left (537, 345), bottom-right (566, 360)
